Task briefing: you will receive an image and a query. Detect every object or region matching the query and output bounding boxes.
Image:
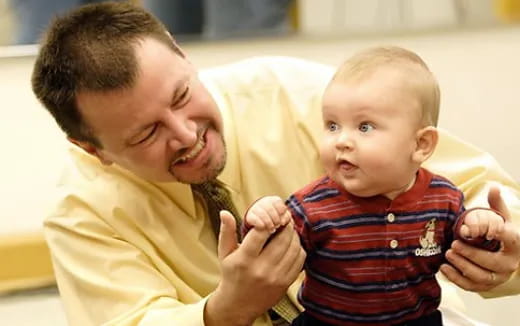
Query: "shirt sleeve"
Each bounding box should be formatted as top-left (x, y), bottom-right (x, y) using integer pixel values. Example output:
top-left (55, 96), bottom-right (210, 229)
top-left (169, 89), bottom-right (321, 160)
top-left (44, 207), bottom-right (207, 326)
top-left (286, 194), bottom-right (313, 252)
top-left (425, 128), bottom-right (520, 297)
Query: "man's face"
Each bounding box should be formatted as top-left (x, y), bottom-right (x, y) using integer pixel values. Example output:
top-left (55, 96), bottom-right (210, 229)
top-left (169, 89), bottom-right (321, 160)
top-left (320, 67), bottom-right (423, 198)
top-left (76, 37), bottom-right (226, 183)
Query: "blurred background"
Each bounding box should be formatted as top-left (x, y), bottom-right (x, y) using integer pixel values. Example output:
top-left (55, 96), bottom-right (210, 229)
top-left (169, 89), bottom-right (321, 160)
top-left (1, 0), bottom-right (519, 325)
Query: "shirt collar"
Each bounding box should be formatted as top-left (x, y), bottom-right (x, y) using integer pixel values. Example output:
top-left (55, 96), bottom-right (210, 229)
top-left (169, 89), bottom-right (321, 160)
top-left (336, 168), bottom-right (433, 212)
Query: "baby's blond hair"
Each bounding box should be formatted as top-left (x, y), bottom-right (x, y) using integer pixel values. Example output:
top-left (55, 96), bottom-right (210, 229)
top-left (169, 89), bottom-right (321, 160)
top-left (332, 46), bottom-right (440, 127)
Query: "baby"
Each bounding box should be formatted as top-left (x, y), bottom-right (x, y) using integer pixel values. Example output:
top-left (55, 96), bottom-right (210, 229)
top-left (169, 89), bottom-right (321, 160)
top-left (243, 46), bottom-right (504, 326)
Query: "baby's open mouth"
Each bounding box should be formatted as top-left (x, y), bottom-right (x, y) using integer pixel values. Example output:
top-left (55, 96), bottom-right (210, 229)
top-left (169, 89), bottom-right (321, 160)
top-left (338, 159), bottom-right (356, 171)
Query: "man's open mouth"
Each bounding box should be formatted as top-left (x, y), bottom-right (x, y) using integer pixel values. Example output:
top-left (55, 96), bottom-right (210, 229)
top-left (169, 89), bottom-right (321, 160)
top-left (173, 128), bottom-right (207, 165)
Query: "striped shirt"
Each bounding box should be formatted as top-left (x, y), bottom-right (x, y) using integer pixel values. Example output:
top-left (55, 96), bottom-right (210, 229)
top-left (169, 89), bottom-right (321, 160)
top-left (286, 168), bottom-right (464, 325)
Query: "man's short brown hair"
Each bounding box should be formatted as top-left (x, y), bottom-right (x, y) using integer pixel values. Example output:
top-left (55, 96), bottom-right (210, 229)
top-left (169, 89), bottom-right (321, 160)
top-left (32, 1), bottom-right (182, 147)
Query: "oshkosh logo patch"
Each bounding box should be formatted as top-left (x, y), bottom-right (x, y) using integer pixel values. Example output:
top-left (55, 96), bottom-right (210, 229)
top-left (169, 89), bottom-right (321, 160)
top-left (415, 218), bottom-right (442, 257)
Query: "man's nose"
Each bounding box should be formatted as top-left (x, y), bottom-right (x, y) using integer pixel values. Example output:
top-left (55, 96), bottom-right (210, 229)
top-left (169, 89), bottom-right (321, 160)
top-left (165, 113), bottom-right (198, 151)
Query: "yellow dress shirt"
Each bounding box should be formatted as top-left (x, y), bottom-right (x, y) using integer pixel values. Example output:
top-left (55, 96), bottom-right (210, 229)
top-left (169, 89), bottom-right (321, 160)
top-left (44, 56), bottom-right (520, 326)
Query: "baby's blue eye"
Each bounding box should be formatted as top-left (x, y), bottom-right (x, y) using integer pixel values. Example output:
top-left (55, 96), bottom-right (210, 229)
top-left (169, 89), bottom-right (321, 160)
top-left (359, 122), bottom-right (374, 133)
top-left (327, 122), bottom-right (339, 132)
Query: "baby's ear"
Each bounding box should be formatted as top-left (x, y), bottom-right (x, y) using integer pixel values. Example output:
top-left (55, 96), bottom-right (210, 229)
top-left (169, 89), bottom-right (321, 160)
top-left (412, 126), bottom-right (438, 164)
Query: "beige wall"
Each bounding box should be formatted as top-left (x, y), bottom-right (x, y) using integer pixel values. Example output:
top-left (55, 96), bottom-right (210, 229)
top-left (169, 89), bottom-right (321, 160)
top-left (297, 0), bottom-right (500, 35)
top-left (0, 50), bottom-right (67, 233)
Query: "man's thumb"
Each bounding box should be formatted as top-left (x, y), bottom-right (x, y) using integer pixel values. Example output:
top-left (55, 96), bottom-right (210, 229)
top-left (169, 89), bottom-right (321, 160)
top-left (218, 210), bottom-right (239, 260)
top-left (488, 186), bottom-right (511, 222)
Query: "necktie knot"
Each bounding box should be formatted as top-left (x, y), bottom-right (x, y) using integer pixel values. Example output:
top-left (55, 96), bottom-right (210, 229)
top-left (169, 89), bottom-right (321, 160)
top-left (193, 181), bottom-right (229, 204)
top-left (191, 180), bottom-right (241, 240)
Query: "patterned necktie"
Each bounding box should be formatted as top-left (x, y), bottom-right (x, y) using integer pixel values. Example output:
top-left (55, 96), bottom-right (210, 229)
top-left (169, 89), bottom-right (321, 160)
top-left (191, 180), bottom-right (298, 325)
top-left (191, 179), bottom-right (241, 241)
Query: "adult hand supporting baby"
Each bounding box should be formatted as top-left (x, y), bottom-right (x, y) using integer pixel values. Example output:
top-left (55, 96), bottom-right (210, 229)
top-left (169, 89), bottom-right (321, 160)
top-left (440, 187), bottom-right (520, 292)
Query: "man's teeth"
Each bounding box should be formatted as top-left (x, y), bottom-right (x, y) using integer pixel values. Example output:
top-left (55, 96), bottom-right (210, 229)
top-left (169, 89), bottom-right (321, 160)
top-left (178, 138), bottom-right (205, 163)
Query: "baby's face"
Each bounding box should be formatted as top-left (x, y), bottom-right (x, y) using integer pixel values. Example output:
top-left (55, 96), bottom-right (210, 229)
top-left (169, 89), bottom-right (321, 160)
top-left (320, 67), bottom-right (424, 198)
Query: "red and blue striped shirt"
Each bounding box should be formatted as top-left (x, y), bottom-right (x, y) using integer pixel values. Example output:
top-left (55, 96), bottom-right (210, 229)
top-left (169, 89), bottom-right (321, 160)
top-left (287, 168), bottom-right (464, 325)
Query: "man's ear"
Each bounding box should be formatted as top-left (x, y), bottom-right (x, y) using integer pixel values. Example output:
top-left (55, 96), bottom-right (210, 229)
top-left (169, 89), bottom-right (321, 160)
top-left (412, 126), bottom-right (438, 164)
top-left (67, 137), bottom-right (113, 165)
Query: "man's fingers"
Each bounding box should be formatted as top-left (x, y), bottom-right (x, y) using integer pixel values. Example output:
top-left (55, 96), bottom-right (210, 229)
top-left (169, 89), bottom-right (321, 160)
top-left (488, 186), bottom-right (511, 222)
top-left (264, 225), bottom-right (305, 287)
top-left (491, 222), bottom-right (520, 251)
top-left (218, 210), bottom-right (239, 260)
top-left (449, 240), bottom-right (500, 272)
top-left (439, 263), bottom-right (473, 291)
top-left (448, 228), bottom-right (520, 288)
top-left (278, 228), bottom-right (305, 272)
top-left (487, 215), bottom-right (504, 240)
top-left (439, 263), bottom-right (490, 292)
top-left (261, 224), bottom-right (295, 262)
top-left (285, 246), bottom-right (306, 283)
top-left (490, 224), bottom-right (520, 272)
top-left (240, 223), bottom-right (273, 257)
top-left (443, 248), bottom-right (504, 288)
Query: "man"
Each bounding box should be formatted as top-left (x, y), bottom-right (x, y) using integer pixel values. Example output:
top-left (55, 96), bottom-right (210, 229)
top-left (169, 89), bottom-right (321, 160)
top-left (32, 2), bottom-right (520, 326)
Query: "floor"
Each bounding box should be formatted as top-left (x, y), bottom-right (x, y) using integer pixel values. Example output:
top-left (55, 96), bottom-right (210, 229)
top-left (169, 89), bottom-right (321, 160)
top-left (0, 287), bottom-right (66, 326)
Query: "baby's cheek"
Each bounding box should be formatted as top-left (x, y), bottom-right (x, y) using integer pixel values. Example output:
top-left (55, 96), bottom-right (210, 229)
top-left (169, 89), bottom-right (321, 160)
top-left (320, 153), bottom-right (336, 172)
top-left (367, 155), bottom-right (396, 172)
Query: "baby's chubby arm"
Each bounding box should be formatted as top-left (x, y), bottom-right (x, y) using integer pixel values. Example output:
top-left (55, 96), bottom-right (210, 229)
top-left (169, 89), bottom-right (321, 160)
top-left (244, 196), bottom-right (292, 234)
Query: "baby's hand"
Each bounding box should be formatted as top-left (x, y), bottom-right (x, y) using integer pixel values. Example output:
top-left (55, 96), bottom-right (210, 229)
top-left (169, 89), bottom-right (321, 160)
top-left (245, 196), bottom-right (292, 233)
top-left (460, 209), bottom-right (505, 241)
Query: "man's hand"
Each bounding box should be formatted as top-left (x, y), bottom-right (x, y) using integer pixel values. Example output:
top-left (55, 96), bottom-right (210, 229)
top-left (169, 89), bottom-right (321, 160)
top-left (440, 186), bottom-right (520, 291)
top-left (204, 210), bottom-right (306, 326)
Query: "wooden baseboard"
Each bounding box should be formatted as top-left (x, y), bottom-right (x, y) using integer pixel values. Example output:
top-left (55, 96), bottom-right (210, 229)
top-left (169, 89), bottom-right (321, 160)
top-left (0, 232), bottom-right (55, 295)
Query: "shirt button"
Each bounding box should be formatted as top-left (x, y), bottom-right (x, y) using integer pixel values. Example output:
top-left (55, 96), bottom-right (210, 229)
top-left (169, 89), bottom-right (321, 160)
top-left (387, 213), bottom-right (396, 223)
top-left (390, 239), bottom-right (399, 249)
